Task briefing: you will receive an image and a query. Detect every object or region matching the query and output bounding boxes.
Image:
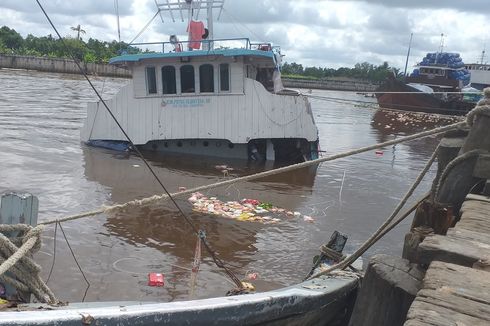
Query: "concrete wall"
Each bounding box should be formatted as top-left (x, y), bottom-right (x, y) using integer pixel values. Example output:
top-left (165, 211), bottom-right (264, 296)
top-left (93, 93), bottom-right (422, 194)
top-left (282, 77), bottom-right (379, 92)
top-left (0, 54), bottom-right (131, 78)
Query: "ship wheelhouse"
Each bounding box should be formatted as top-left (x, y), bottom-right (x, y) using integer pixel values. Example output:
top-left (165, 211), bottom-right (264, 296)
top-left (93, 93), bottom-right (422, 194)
top-left (81, 40), bottom-right (319, 162)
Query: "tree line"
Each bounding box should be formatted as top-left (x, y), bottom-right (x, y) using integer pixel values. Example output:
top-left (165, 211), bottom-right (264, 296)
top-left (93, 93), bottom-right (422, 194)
top-left (282, 61), bottom-right (400, 82)
top-left (0, 26), bottom-right (140, 63)
top-left (1, 25), bottom-right (398, 81)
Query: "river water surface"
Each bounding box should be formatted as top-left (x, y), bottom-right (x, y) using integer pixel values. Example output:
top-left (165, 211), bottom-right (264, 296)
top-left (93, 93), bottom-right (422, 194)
top-left (0, 69), bottom-right (461, 302)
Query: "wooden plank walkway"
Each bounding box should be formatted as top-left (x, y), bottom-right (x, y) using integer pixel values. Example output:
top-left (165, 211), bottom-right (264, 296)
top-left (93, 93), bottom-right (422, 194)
top-left (404, 261), bottom-right (490, 326)
top-left (405, 194), bottom-right (490, 325)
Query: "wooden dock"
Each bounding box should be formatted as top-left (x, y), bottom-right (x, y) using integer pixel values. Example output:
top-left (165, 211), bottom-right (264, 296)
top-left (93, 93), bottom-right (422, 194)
top-left (405, 261), bottom-right (490, 325)
top-left (404, 194), bottom-right (490, 325)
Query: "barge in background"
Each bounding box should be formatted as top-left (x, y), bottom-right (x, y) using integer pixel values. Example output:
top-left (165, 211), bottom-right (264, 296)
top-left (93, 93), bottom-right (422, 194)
top-left (376, 52), bottom-right (475, 115)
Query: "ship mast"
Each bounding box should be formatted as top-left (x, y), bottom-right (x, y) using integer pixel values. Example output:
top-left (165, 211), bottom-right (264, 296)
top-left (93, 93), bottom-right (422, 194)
top-left (480, 44), bottom-right (486, 64)
top-left (435, 33), bottom-right (444, 64)
top-left (114, 0), bottom-right (121, 42)
top-left (403, 33), bottom-right (413, 76)
top-left (154, 0), bottom-right (225, 50)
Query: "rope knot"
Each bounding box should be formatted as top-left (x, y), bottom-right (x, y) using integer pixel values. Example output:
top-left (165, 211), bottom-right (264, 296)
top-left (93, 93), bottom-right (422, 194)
top-left (23, 225), bottom-right (45, 252)
top-left (466, 87), bottom-right (490, 126)
top-left (0, 223), bottom-right (57, 304)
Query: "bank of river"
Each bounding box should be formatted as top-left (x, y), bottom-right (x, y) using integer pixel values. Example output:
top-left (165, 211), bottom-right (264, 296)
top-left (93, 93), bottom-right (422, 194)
top-left (0, 54), bottom-right (130, 78)
top-left (0, 68), bottom-right (460, 303)
top-left (0, 54), bottom-right (378, 91)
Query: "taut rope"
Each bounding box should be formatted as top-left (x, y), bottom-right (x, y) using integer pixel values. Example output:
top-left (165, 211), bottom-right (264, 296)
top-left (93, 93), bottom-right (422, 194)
top-left (40, 120), bottom-right (465, 226)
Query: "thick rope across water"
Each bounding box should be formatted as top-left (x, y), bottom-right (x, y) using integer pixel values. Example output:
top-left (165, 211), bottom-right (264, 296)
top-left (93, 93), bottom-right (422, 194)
top-left (307, 144), bottom-right (439, 280)
top-left (40, 120), bottom-right (465, 226)
top-left (0, 224), bottom-right (58, 304)
top-left (308, 89), bottom-right (490, 279)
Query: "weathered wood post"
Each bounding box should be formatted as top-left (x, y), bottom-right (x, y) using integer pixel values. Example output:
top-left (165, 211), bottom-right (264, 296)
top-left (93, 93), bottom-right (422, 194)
top-left (348, 254), bottom-right (424, 326)
top-left (0, 192), bottom-right (39, 302)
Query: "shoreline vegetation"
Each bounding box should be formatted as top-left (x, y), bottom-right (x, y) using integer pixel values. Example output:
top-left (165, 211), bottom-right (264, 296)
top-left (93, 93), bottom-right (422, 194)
top-left (0, 25), bottom-right (398, 84)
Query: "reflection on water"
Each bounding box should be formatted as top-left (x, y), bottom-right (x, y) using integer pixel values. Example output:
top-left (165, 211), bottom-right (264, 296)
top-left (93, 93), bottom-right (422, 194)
top-left (0, 69), bottom-right (460, 302)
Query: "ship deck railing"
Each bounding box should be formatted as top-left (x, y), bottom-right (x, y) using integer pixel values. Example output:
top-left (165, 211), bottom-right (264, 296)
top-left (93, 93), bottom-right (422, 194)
top-left (130, 38), bottom-right (280, 54)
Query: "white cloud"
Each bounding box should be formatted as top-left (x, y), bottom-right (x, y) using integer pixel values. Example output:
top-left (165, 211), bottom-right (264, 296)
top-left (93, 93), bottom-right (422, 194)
top-left (1, 0), bottom-right (488, 69)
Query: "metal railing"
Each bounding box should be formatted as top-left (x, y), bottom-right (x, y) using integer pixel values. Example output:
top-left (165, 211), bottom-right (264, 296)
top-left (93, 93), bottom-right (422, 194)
top-left (129, 38), bottom-right (279, 54)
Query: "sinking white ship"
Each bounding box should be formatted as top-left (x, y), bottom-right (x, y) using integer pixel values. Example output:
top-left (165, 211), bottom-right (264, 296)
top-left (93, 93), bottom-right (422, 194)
top-left (81, 1), bottom-right (319, 162)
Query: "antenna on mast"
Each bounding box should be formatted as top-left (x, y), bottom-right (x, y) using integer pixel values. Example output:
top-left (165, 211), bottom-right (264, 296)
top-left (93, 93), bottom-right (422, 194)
top-left (114, 0), bottom-right (121, 42)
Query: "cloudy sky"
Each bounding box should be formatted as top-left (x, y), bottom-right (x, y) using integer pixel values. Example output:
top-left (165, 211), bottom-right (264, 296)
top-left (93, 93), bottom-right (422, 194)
top-left (1, 0), bottom-right (488, 70)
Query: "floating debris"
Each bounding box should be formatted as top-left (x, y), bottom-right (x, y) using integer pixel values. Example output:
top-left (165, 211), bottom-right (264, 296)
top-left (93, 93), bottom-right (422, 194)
top-left (188, 192), bottom-right (312, 224)
top-left (303, 215), bottom-right (315, 223)
top-left (148, 273), bottom-right (165, 287)
top-left (246, 272), bottom-right (259, 281)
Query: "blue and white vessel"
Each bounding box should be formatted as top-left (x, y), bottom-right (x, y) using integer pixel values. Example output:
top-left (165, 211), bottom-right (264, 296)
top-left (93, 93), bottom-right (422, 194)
top-left (81, 0), bottom-right (319, 162)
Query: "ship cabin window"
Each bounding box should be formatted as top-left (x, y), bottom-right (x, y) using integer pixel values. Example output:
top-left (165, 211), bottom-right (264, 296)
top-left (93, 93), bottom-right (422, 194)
top-left (199, 64), bottom-right (214, 93)
top-left (256, 68), bottom-right (274, 92)
top-left (145, 66), bottom-right (157, 95)
top-left (161, 66), bottom-right (176, 95)
top-left (180, 65), bottom-right (195, 93)
top-left (219, 63), bottom-right (230, 92)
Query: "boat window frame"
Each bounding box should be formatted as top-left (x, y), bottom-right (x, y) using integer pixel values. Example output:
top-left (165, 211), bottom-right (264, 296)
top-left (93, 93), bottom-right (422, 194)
top-left (145, 66), bottom-right (158, 95)
top-left (161, 65), bottom-right (177, 95)
top-left (199, 64), bottom-right (215, 93)
top-left (180, 64), bottom-right (196, 94)
top-left (219, 63), bottom-right (231, 92)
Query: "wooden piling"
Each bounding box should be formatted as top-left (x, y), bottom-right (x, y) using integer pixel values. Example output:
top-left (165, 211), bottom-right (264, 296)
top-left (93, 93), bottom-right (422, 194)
top-left (348, 254), bottom-right (424, 326)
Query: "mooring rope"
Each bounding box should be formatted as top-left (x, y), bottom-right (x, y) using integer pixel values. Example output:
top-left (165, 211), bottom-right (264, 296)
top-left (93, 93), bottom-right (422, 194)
top-left (466, 88), bottom-right (490, 126)
top-left (304, 93), bottom-right (475, 115)
top-left (307, 144), bottom-right (440, 280)
top-left (0, 224), bottom-right (58, 304)
top-left (307, 90), bottom-right (490, 279)
top-left (40, 120), bottom-right (465, 226)
top-left (432, 149), bottom-right (487, 203)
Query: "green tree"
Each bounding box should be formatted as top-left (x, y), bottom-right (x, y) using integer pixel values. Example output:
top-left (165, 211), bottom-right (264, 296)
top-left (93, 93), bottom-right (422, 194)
top-left (70, 25), bottom-right (86, 41)
top-left (0, 25), bottom-right (143, 63)
top-left (0, 26), bottom-right (23, 50)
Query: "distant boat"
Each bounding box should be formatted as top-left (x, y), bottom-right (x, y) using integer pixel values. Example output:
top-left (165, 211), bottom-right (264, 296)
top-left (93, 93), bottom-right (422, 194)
top-left (465, 63), bottom-right (490, 90)
top-left (376, 52), bottom-right (475, 115)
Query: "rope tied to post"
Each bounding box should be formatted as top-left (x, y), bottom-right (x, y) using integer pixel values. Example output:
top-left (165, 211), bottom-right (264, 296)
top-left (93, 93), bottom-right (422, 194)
top-left (466, 87), bottom-right (490, 126)
top-left (0, 224), bottom-right (58, 304)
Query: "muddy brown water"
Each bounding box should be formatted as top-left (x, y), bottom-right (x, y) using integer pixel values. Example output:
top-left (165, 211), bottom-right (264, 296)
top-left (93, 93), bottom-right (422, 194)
top-left (0, 69), bottom-right (462, 302)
